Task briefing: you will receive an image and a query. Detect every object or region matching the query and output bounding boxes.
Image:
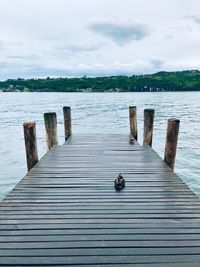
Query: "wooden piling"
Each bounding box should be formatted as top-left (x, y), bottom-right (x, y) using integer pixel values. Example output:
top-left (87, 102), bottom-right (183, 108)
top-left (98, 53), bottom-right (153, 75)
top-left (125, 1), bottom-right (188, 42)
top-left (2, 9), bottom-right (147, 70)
top-left (23, 122), bottom-right (38, 171)
top-left (143, 109), bottom-right (155, 146)
top-left (164, 118), bottom-right (180, 170)
top-left (44, 112), bottom-right (58, 150)
top-left (63, 106), bottom-right (72, 140)
top-left (129, 106), bottom-right (137, 140)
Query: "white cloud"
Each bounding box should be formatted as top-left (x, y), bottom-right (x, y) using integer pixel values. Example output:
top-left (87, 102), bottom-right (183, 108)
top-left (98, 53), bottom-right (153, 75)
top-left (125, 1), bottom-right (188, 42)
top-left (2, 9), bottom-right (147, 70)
top-left (187, 15), bottom-right (200, 26)
top-left (75, 58), bottom-right (164, 76)
top-left (54, 42), bottom-right (105, 53)
top-left (0, 58), bottom-right (164, 79)
top-left (89, 18), bottom-right (151, 45)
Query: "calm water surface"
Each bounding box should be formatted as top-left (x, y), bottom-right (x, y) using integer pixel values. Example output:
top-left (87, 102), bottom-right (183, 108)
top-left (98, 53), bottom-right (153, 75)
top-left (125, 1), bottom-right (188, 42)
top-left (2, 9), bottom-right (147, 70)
top-left (0, 92), bottom-right (200, 199)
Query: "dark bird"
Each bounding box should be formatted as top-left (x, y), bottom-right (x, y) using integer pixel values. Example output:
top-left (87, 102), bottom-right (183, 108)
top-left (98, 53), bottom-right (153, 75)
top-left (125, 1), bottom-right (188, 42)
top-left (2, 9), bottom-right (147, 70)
top-left (129, 136), bottom-right (135, 144)
top-left (115, 174), bottom-right (125, 191)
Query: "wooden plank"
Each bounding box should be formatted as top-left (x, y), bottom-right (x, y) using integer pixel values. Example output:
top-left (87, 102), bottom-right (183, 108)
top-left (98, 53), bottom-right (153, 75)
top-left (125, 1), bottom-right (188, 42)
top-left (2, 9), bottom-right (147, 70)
top-left (1, 255), bottom-right (200, 265)
top-left (0, 225), bottom-right (200, 233)
top-left (0, 247), bottom-right (200, 257)
top-left (2, 233), bottom-right (200, 242)
top-left (2, 240), bottom-right (200, 249)
top-left (2, 213), bottom-right (200, 219)
top-left (1, 227), bottom-right (200, 236)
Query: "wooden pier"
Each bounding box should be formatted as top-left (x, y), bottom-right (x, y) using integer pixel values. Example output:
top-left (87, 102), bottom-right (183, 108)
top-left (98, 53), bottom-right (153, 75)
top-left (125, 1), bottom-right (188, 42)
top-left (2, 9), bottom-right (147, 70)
top-left (1, 108), bottom-right (200, 266)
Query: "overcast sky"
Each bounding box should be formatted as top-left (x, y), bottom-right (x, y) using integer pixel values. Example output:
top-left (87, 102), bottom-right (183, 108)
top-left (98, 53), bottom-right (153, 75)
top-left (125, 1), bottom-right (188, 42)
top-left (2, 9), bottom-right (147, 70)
top-left (0, 0), bottom-right (200, 79)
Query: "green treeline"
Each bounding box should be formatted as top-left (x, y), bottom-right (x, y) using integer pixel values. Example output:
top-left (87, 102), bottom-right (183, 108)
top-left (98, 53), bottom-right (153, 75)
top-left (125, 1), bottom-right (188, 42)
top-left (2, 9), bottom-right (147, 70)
top-left (1, 70), bottom-right (200, 92)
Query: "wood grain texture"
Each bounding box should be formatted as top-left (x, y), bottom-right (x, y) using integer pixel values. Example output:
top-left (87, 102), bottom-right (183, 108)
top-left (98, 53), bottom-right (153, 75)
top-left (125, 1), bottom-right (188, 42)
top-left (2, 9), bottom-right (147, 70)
top-left (63, 106), bottom-right (72, 140)
top-left (44, 112), bottom-right (58, 150)
top-left (164, 119), bottom-right (180, 170)
top-left (129, 106), bottom-right (137, 140)
top-left (0, 134), bottom-right (200, 266)
top-left (143, 109), bottom-right (154, 146)
top-left (23, 122), bottom-right (38, 171)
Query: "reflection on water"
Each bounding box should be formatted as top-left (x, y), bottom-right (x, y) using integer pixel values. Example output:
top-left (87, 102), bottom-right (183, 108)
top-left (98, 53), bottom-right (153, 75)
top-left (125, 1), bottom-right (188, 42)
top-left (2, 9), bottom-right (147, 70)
top-left (0, 92), bottom-right (200, 199)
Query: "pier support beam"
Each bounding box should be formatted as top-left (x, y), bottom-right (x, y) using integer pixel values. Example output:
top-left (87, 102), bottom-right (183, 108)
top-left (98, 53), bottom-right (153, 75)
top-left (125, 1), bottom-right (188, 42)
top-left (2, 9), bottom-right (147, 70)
top-left (63, 106), bottom-right (72, 140)
top-left (44, 112), bottom-right (58, 150)
top-left (23, 122), bottom-right (38, 171)
top-left (143, 109), bottom-right (155, 146)
top-left (129, 106), bottom-right (137, 140)
top-left (164, 118), bottom-right (180, 170)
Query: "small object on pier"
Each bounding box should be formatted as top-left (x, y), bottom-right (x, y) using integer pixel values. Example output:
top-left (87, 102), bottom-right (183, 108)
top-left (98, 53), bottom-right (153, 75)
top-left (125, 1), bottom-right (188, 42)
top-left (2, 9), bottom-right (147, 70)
top-left (129, 136), bottom-right (135, 144)
top-left (115, 174), bottom-right (125, 191)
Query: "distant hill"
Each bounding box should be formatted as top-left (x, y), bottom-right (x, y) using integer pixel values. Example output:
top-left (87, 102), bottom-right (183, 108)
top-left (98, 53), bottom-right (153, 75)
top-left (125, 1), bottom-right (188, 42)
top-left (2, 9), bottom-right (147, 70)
top-left (1, 70), bottom-right (200, 92)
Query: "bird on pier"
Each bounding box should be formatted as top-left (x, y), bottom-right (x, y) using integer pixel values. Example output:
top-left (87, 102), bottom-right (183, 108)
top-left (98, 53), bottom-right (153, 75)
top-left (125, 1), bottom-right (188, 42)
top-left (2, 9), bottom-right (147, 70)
top-left (115, 174), bottom-right (125, 191)
top-left (129, 136), bottom-right (135, 144)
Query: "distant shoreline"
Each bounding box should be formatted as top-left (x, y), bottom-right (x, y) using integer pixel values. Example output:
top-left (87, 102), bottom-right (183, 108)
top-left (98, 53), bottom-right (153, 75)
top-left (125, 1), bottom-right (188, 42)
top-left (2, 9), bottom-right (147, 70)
top-left (1, 90), bottom-right (200, 93)
top-left (1, 70), bottom-right (200, 92)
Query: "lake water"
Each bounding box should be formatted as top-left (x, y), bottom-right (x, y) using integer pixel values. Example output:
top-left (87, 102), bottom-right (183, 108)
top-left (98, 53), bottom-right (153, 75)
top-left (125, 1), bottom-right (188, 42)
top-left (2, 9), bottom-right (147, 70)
top-left (0, 92), bottom-right (200, 199)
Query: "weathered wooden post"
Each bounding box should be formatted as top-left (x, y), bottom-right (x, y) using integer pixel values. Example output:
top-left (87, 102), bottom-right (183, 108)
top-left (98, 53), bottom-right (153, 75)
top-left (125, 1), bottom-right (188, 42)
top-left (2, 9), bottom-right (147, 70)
top-left (23, 122), bottom-right (38, 171)
top-left (143, 109), bottom-right (155, 146)
top-left (129, 106), bottom-right (137, 140)
top-left (63, 106), bottom-right (72, 140)
top-left (164, 118), bottom-right (180, 170)
top-left (44, 112), bottom-right (58, 150)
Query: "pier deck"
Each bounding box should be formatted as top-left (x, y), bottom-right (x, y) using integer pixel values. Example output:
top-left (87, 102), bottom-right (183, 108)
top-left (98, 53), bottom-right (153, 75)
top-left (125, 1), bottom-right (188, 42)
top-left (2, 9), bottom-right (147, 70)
top-left (1, 134), bottom-right (200, 266)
